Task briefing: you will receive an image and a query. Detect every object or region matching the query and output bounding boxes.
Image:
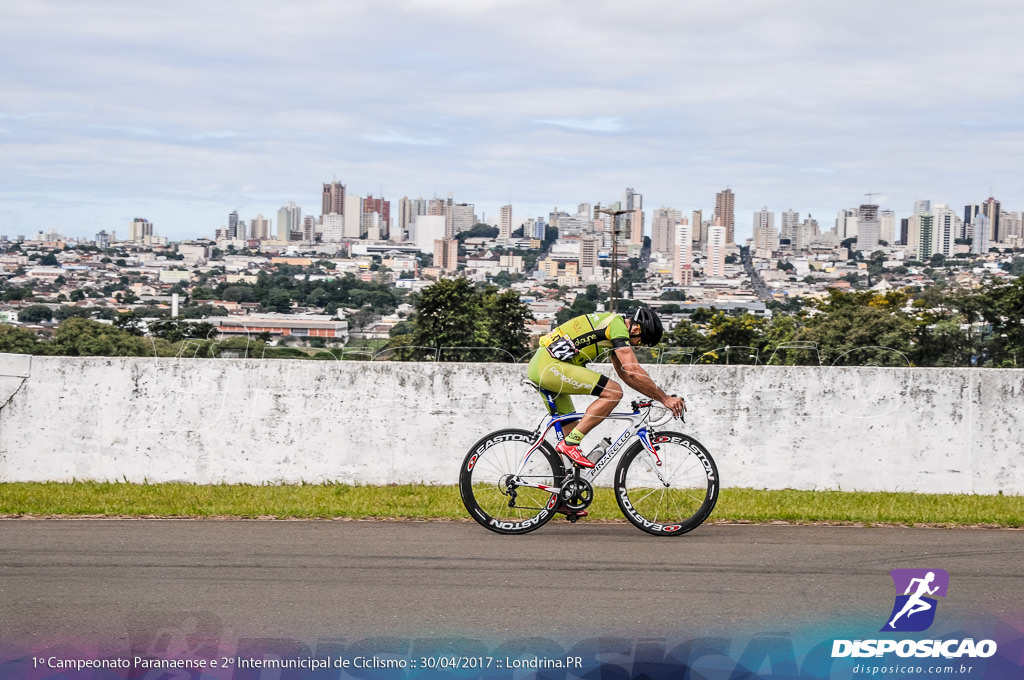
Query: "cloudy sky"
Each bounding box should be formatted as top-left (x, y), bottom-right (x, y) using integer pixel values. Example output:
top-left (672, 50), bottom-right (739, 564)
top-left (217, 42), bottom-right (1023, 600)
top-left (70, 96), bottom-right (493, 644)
top-left (2, 0), bottom-right (1023, 242)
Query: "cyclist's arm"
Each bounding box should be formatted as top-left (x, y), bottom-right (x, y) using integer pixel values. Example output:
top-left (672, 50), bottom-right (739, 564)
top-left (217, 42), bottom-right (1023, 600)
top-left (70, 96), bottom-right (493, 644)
top-left (611, 347), bottom-right (685, 416)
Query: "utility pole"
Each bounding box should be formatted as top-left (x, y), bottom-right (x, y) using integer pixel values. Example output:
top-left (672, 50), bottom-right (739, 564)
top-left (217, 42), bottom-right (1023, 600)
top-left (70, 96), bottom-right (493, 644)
top-left (595, 204), bottom-right (632, 314)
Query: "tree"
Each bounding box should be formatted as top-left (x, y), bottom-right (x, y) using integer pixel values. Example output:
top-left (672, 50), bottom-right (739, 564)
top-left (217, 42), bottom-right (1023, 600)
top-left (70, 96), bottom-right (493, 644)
top-left (405, 278), bottom-right (532, 362)
top-left (190, 286), bottom-right (217, 300)
top-left (455, 223), bottom-right (499, 241)
top-left (17, 305), bottom-right (54, 323)
top-left (701, 313), bottom-right (768, 363)
top-left (973, 276), bottom-right (1024, 366)
top-left (791, 290), bottom-right (916, 366)
top-left (53, 306), bottom-right (92, 321)
top-left (664, 320), bottom-right (707, 362)
top-left (51, 317), bottom-right (156, 356)
top-left (480, 287), bottom-right (534, 361)
top-left (146, 319), bottom-right (217, 344)
top-left (408, 278), bottom-right (485, 360)
top-left (0, 324), bottom-right (45, 354)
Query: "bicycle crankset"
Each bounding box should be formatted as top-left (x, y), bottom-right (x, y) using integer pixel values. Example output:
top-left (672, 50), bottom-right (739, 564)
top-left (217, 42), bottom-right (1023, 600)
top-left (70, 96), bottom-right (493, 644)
top-left (559, 477), bottom-right (594, 512)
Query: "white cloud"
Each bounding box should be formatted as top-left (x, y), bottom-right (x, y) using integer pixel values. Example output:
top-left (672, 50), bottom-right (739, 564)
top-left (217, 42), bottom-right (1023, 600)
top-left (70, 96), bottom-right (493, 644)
top-left (2, 0), bottom-right (1024, 239)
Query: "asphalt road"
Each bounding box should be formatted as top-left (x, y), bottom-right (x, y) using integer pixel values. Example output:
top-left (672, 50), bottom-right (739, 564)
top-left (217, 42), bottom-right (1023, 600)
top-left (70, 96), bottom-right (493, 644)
top-left (1, 519), bottom-right (1021, 654)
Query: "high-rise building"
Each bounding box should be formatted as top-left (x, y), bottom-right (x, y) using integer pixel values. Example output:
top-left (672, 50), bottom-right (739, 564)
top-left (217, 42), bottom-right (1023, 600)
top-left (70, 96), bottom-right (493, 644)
top-left (625, 188), bottom-right (644, 245)
top-left (673, 219), bottom-right (694, 285)
top-left (363, 195), bottom-right (391, 239)
top-left (971, 214), bottom-right (990, 254)
top-left (322, 213), bottom-right (344, 242)
top-left (249, 215), bottom-right (271, 241)
top-left (433, 238), bottom-right (459, 271)
top-left (398, 197), bottom-right (427, 242)
top-left (753, 214), bottom-right (779, 257)
top-left (499, 205), bottom-right (513, 241)
top-left (625, 187), bottom-right (641, 211)
top-left (322, 181), bottom-right (345, 216)
top-left (451, 203), bottom-right (476, 236)
top-left (692, 209), bottom-right (705, 247)
top-left (706, 223), bottom-right (726, 278)
top-left (415, 215), bottom-right (446, 253)
top-left (579, 233), bottom-right (600, 272)
top-left (963, 203), bottom-right (981, 240)
top-left (1002, 212), bottom-right (1022, 244)
top-left (227, 211), bottom-right (240, 239)
top-left (780, 209), bottom-right (799, 247)
top-left (914, 199), bottom-right (931, 216)
top-left (982, 197), bottom-right (1001, 243)
top-left (753, 206), bottom-right (775, 246)
top-left (362, 212), bottom-right (383, 241)
top-left (277, 203), bottom-right (301, 241)
top-left (856, 204), bottom-right (880, 253)
top-left (715, 189), bottom-right (735, 244)
top-left (879, 210), bottom-right (896, 245)
top-left (130, 218), bottom-right (153, 243)
top-left (917, 214), bottom-right (935, 258)
top-left (343, 195), bottom-right (363, 238)
top-left (837, 209), bottom-right (858, 240)
top-left (932, 204), bottom-right (957, 257)
top-left (651, 207), bottom-right (680, 256)
top-left (529, 217), bottom-right (547, 240)
top-left (302, 215), bottom-right (316, 242)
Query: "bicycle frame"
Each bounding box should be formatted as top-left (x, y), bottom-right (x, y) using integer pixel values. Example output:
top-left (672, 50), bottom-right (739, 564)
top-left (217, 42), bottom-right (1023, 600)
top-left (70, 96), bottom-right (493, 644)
top-left (511, 386), bottom-right (676, 493)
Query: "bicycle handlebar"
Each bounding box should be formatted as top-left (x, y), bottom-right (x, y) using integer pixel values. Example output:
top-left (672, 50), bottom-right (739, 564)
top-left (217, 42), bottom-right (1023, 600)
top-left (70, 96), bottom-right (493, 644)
top-left (649, 407), bottom-right (676, 428)
top-left (632, 396), bottom-right (683, 428)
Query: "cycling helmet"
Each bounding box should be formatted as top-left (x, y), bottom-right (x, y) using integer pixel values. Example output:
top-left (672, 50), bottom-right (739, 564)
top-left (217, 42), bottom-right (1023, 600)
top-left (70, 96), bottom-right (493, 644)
top-left (631, 305), bottom-right (663, 346)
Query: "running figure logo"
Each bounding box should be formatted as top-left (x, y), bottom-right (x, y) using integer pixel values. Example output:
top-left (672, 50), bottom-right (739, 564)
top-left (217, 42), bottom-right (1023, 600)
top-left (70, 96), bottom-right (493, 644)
top-left (881, 568), bottom-right (950, 632)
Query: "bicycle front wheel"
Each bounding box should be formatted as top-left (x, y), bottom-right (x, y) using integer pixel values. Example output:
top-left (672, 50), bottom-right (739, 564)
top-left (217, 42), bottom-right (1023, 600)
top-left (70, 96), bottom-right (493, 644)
top-left (459, 428), bottom-right (566, 535)
top-left (614, 432), bottom-right (719, 536)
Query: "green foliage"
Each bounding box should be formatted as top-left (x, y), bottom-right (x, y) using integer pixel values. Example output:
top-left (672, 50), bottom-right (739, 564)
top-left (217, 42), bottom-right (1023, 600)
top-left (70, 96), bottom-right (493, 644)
top-left (51, 318), bottom-right (160, 357)
top-left (554, 295), bottom-right (597, 325)
top-left (17, 305), bottom-right (53, 323)
top-left (455, 223), bottom-right (499, 241)
top-left (401, 278), bottom-right (533, 362)
top-left (1, 482), bottom-right (1019, 527)
top-left (146, 319), bottom-right (217, 343)
top-left (180, 304), bottom-right (229, 319)
top-left (53, 306), bottom-right (92, 321)
top-left (0, 324), bottom-right (47, 354)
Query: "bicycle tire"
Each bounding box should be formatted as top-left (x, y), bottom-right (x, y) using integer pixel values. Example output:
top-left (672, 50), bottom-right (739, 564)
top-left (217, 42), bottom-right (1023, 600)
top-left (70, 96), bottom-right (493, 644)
top-left (459, 428), bottom-right (566, 535)
top-left (614, 431), bottom-right (719, 536)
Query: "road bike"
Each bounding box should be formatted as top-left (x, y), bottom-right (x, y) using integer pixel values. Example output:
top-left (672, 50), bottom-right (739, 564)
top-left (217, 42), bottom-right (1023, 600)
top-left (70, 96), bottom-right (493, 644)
top-left (459, 382), bottom-right (719, 536)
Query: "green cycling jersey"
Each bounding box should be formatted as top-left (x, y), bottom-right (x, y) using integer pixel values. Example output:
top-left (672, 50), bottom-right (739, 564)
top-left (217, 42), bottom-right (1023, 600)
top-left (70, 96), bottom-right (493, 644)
top-left (537, 312), bottom-right (631, 366)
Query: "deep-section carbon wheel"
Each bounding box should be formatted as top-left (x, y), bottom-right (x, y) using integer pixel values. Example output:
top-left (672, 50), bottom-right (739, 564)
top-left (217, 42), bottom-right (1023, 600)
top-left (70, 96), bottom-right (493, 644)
top-left (614, 432), bottom-right (719, 536)
top-left (459, 429), bottom-right (566, 535)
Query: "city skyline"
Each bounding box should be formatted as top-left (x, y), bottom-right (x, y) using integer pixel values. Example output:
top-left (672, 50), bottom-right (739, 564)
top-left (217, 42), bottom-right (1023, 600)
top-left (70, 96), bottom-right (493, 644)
top-left (3, 1), bottom-right (1023, 241)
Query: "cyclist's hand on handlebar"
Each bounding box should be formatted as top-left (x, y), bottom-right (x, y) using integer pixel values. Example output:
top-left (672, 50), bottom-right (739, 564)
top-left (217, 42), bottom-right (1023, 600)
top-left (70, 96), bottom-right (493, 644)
top-left (661, 395), bottom-right (686, 418)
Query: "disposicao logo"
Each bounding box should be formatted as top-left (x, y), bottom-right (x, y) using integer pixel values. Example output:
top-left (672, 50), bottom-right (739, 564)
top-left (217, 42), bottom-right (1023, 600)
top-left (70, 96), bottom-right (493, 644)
top-left (882, 568), bottom-right (949, 632)
top-left (831, 568), bottom-right (998, 659)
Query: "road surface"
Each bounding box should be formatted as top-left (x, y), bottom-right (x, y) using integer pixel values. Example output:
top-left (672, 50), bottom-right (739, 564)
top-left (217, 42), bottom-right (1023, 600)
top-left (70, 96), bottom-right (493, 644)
top-left (2, 519), bottom-right (1020, 655)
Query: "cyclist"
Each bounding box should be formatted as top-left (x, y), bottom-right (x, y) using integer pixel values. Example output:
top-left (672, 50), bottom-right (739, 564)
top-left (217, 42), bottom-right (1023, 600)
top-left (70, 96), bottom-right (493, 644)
top-left (527, 304), bottom-right (685, 469)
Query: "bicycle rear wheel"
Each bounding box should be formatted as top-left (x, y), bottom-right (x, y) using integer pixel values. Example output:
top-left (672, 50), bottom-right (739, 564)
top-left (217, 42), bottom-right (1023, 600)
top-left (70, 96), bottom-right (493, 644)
top-left (614, 432), bottom-right (719, 536)
top-left (459, 429), bottom-right (566, 535)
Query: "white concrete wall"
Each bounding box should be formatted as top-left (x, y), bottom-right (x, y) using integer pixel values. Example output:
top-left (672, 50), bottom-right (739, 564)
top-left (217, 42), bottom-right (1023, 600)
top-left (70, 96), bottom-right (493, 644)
top-left (0, 354), bottom-right (1021, 494)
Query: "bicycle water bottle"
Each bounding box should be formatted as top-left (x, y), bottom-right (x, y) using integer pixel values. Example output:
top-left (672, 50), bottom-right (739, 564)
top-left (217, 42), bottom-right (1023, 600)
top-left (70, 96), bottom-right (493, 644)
top-left (587, 437), bottom-right (613, 464)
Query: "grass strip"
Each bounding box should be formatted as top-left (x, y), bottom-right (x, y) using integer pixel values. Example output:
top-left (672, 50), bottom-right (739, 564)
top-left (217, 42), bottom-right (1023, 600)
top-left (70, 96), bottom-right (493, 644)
top-left (0, 482), bottom-right (1021, 527)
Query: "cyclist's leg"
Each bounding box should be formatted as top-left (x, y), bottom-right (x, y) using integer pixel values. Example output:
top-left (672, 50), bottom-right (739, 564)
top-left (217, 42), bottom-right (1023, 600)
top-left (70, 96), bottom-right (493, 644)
top-left (529, 352), bottom-right (621, 439)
